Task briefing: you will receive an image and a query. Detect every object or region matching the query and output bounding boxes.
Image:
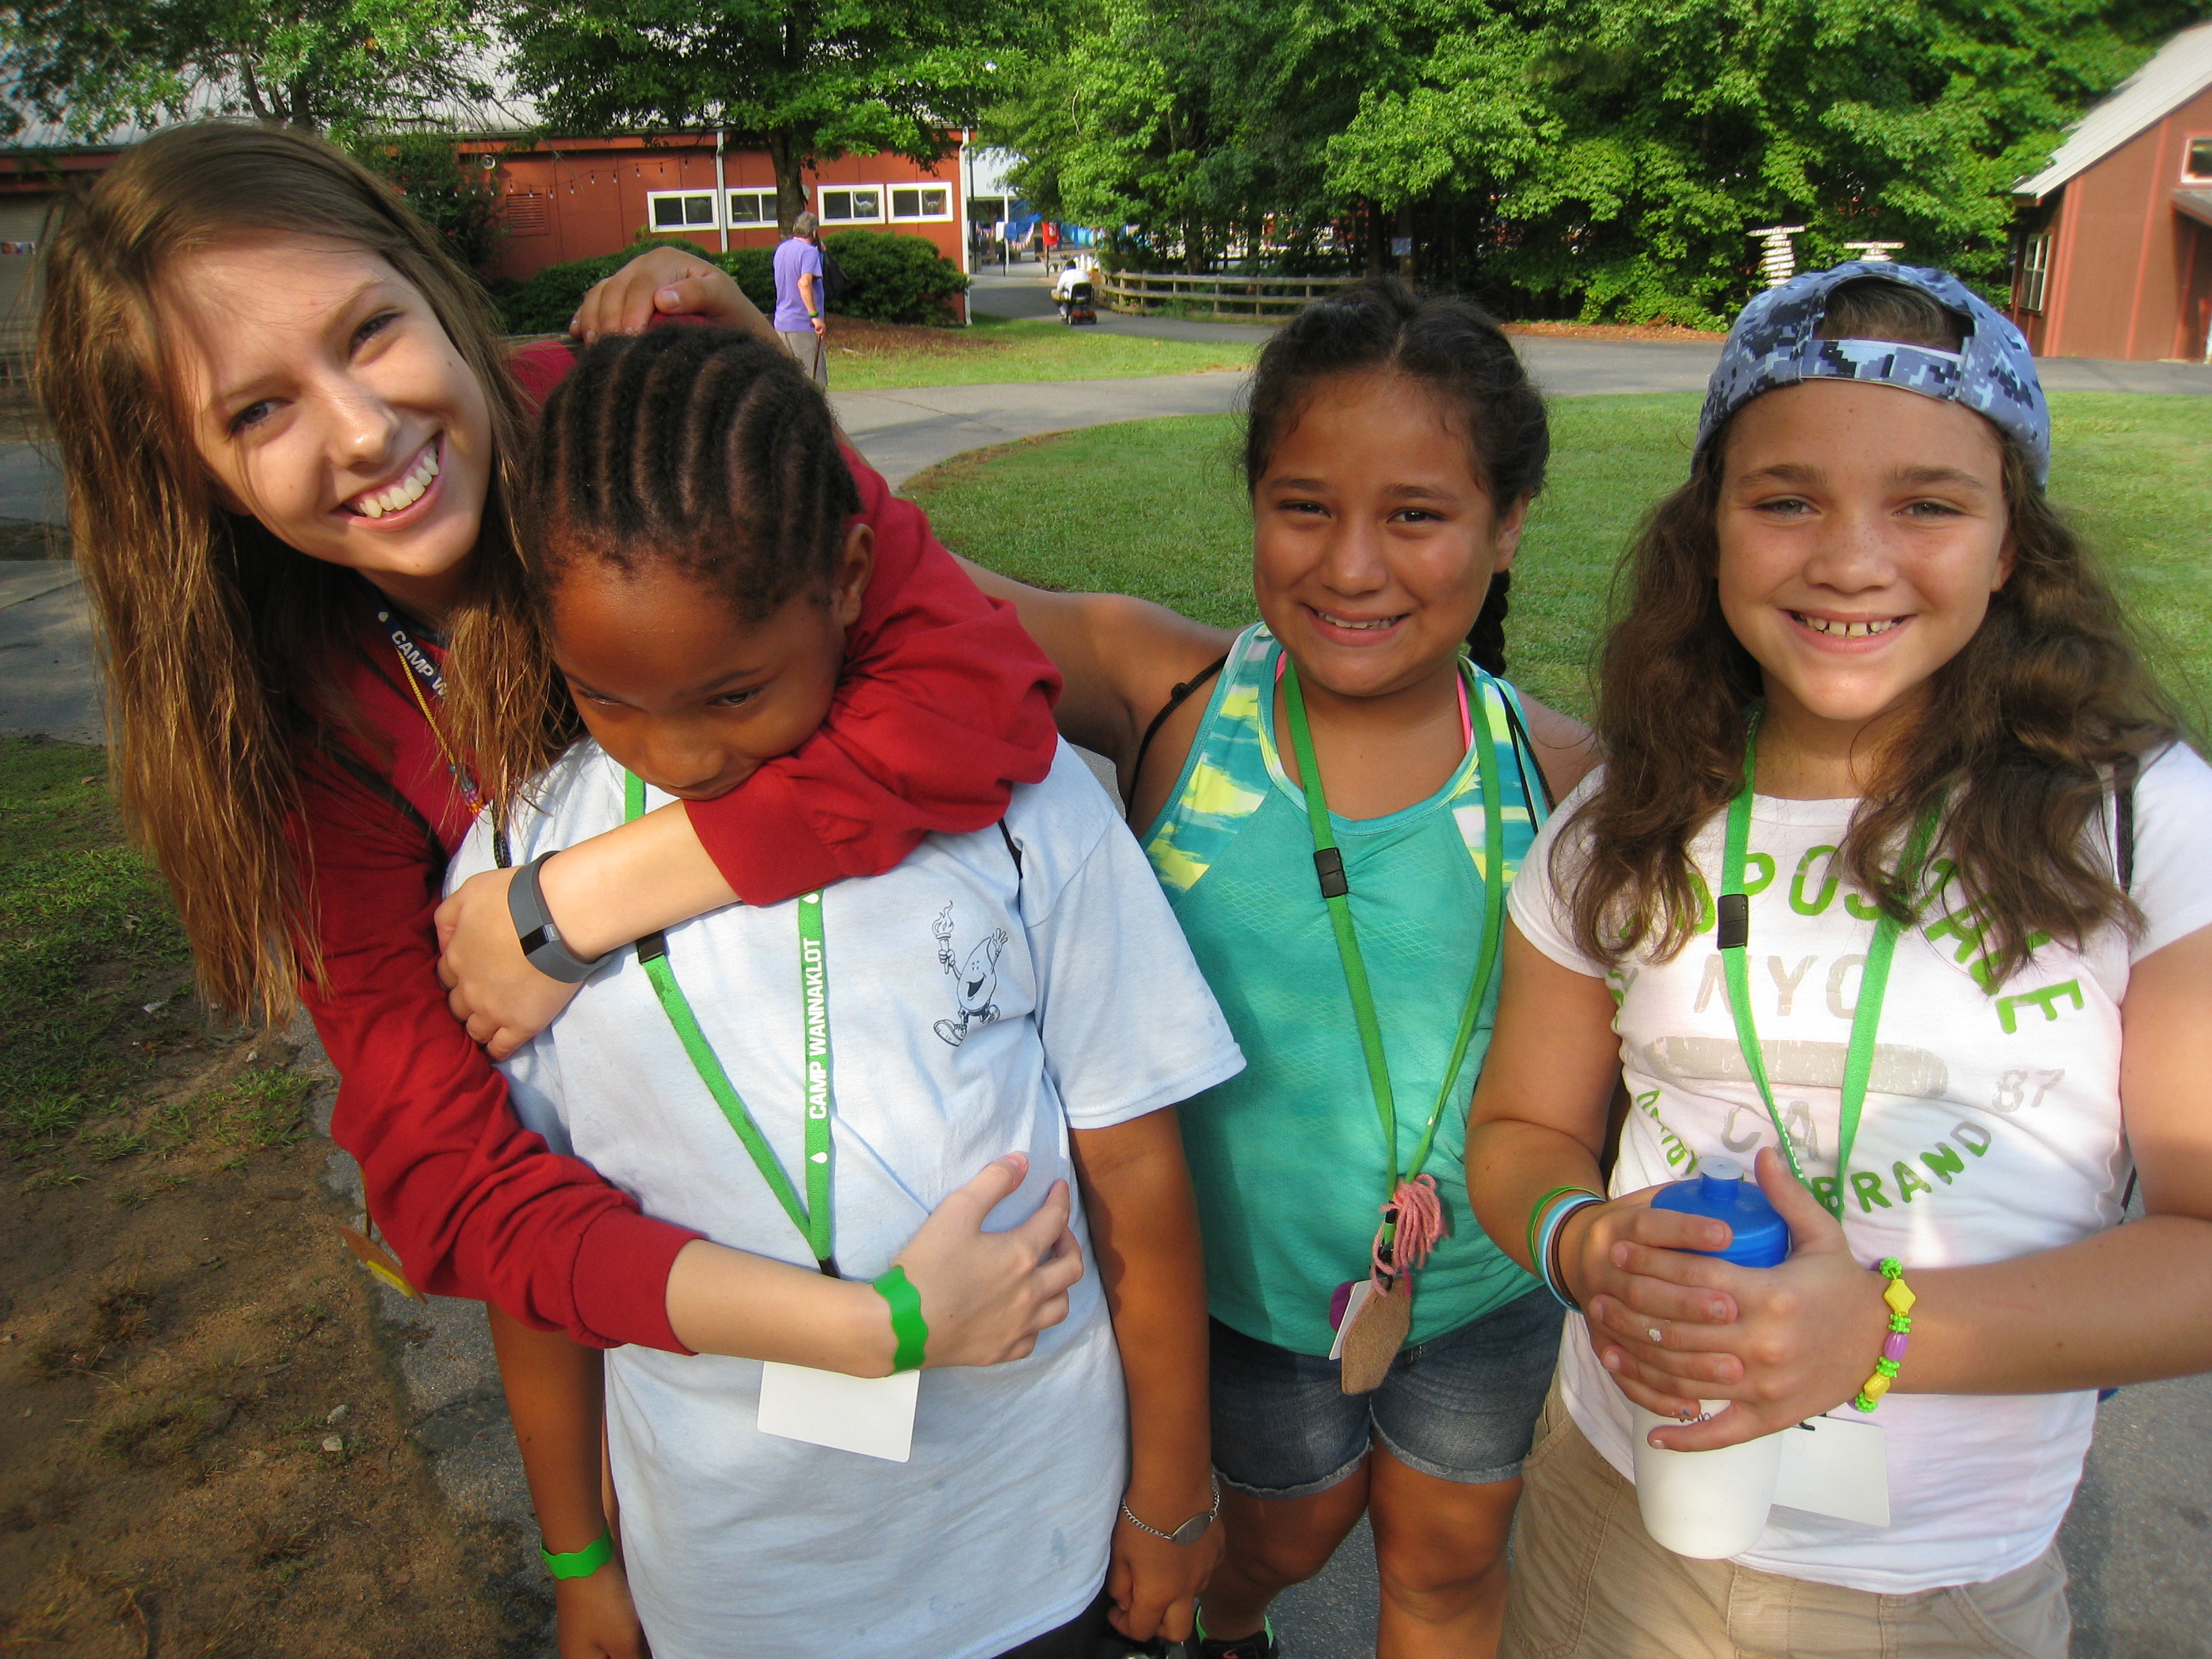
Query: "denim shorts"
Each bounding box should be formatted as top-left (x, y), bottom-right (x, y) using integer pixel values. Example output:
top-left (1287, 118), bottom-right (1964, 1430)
top-left (1210, 1287), bottom-right (1563, 1497)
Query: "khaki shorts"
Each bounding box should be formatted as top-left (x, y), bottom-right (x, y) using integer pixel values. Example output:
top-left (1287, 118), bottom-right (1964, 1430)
top-left (778, 327), bottom-right (828, 387)
top-left (1500, 1379), bottom-right (2071, 1659)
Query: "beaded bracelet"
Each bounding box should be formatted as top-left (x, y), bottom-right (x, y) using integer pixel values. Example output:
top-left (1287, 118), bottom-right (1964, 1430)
top-left (1851, 1258), bottom-right (1915, 1412)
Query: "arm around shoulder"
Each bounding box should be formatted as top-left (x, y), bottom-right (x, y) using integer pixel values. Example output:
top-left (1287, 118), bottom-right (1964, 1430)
top-left (954, 555), bottom-right (1234, 777)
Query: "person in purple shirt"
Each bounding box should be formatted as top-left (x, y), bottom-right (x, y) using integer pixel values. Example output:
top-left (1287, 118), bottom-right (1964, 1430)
top-left (773, 211), bottom-right (828, 386)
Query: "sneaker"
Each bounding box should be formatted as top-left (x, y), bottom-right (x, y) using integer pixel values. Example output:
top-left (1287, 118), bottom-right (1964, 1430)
top-left (1193, 1616), bottom-right (1278, 1659)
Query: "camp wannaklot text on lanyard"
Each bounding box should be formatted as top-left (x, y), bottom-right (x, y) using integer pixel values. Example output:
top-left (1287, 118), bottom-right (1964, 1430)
top-left (1282, 657), bottom-right (1511, 1394)
top-left (1709, 714), bottom-right (1940, 1530)
top-left (621, 770), bottom-right (922, 1462)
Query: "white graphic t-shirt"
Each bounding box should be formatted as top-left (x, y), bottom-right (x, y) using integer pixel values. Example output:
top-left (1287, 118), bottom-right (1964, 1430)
top-left (1511, 742), bottom-right (2212, 1594)
top-left (449, 741), bottom-right (1245, 1659)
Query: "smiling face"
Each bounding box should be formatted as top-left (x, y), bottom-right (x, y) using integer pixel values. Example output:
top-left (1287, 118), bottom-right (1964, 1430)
top-left (1251, 371), bottom-right (1526, 700)
top-left (548, 527), bottom-right (872, 802)
top-left (162, 234), bottom-right (493, 620)
top-left (1715, 380), bottom-right (2014, 756)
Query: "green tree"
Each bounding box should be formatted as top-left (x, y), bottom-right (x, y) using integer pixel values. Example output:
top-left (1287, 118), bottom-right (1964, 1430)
top-left (996, 0), bottom-right (2196, 319)
top-left (348, 131), bottom-right (504, 269)
top-left (1327, 0), bottom-right (2198, 322)
top-left (0, 0), bottom-right (493, 140)
top-left (501, 0), bottom-right (1031, 232)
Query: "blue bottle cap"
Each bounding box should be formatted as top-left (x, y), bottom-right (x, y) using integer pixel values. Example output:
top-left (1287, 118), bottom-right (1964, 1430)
top-left (1649, 1160), bottom-right (1791, 1267)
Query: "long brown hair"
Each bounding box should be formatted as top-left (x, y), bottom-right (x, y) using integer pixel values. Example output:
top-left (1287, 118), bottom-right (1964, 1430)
top-left (37, 121), bottom-right (568, 1026)
top-left (1564, 279), bottom-right (2184, 984)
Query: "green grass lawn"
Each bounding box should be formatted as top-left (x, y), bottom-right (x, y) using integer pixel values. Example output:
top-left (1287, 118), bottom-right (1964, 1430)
top-left (828, 311), bottom-right (1258, 390)
top-left (905, 391), bottom-right (2212, 722)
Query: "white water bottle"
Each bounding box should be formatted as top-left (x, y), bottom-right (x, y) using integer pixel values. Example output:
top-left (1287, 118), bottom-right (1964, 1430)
top-left (1629, 1162), bottom-right (1791, 1559)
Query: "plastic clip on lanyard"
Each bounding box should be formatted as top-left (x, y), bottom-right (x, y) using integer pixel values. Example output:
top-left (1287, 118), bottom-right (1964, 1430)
top-left (1282, 657), bottom-right (1507, 1279)
top-left (1717, 719), bottom-right (1940, 1218)
top-left (625, 770), bottom-right (837, 1275)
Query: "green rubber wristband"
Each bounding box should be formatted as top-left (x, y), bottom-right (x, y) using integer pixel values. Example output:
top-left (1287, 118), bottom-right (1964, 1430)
top-left (873, 1265), bottom-right (928, 1373)
top-left (540, 1530), bottom-right (613, 1581)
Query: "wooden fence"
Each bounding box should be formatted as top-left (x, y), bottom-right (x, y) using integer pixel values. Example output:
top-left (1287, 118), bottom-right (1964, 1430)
top-left (1097, 271), bottom-right (1366, 320)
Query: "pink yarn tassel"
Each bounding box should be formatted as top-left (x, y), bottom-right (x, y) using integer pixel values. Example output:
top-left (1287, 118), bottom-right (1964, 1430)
top-left (1373, 1174), bottom-right (1448, 1282)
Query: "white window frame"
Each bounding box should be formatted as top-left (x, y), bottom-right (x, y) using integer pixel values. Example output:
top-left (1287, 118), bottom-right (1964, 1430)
top-left (647, 188), bottom-right (721, 232)
top-left (2016, 230), bottom-right (2052, 314)
top-left (726, 188), bottom-right (778, 228)
top-left (815, 185), bottom-right (884, 226)
top-left (887, 183), bottom-right (955, 223)
top-left (2186, 135), bottom-right (2212, 183)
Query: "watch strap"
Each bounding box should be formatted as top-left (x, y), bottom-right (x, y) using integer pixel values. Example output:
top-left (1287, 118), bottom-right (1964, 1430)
top-left (507, 851), bottom-right (608, 984)
top-left (1120, 1477), bottom-right (1221, 1546)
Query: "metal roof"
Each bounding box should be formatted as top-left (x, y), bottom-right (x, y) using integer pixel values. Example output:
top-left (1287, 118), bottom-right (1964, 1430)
top-left (2016, 21), bottom-right (2212, 201)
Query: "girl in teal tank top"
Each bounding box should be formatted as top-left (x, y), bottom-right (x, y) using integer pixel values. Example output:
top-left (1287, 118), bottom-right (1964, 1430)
top-left (1145, 622), bottom-right (1547, 1359)
top-left (962, 279), bottom-right (1597, 1659)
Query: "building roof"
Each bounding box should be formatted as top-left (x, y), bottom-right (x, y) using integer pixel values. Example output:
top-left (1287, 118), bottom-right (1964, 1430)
top-left (2017, 21), bottom-right (2212, 201)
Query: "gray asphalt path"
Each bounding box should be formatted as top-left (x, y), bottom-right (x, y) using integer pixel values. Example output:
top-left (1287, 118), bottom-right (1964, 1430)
top-left (831, 371), bottom-right (1248, 490)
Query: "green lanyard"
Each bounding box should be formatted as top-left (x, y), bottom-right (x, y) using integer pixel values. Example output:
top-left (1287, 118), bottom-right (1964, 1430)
top-left (1718, 725), bottom-right (1940, 1219)
top-left (1281, 656), bottom-right (1509, 1246)
top-left (624, 770), bottom-right (839, 1276)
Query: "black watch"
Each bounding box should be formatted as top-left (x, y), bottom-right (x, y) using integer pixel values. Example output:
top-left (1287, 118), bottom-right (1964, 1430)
top-left (506, 851), bottom-right (610, 984)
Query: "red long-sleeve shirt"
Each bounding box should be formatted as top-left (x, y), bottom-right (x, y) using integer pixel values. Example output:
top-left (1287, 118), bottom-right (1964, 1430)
top-left (305, 438), bottom-right (1059, 1351)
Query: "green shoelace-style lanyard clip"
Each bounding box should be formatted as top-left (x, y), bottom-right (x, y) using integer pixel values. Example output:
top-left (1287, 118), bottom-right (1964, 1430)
top-left (1280, 655), bottom-right (1510, 1267)
top-left (1717, 716), bottom-right (1941, 1219)
top-left (626, 771), bottom-right (839, 1277)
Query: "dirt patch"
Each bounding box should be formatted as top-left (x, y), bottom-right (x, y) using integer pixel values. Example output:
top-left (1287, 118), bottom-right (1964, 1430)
top-left (821, 313), bottom-right (999, 358)
top-left (0, 737), bottom-right (542, 1658)
top-left (1503, 321), bottom-right (1725, 344)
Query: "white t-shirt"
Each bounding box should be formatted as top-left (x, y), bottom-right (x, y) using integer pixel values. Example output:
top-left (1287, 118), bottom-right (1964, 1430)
top-left (1510, 742), bottom-right (2212, 1595)
top-left (449, 741), bottom-right (1244, 1659)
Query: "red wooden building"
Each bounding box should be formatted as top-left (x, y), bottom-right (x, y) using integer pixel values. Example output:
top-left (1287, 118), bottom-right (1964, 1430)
top-left (459, 134), bottom-right (970, 285)
top-left (0, 128), bottom-right (978, 347)
top-left (2009, 22), bottom-right (2212, 362)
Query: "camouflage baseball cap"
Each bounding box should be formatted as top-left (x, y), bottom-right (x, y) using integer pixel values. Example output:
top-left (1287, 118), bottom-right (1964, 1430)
top-left (1696, 261), bottom-right (2051, 486)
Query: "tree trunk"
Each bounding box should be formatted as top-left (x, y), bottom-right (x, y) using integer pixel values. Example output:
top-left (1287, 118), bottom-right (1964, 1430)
top-left (1364, 199), bottom-right (1385, 276)
top-left (769, 131), bottom-right (804, 234)
top-left (1396, 203), bottom-right (1416, 283)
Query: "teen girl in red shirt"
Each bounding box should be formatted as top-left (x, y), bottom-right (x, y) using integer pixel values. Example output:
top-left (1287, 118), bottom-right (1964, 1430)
top-left (40, 122), bottom-right (1083, 1648)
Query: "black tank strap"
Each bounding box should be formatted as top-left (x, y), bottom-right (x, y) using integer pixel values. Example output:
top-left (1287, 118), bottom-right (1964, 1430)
top-left (2114, 751), bottom-right (2138, 894)
top-left (1498, 686), bottom-right (1555, 814)
top-left (1127, 654), bottom-right (1228, 825)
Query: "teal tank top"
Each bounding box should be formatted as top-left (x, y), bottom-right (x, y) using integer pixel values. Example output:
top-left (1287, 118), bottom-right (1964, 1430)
top-left (1145, 623), bottom-right (1547, 1355)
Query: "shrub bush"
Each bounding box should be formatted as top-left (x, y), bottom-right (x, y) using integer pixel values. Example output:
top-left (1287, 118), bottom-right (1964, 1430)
top-left (822, 230), bottom-right (969, 325)
top-left (498, 239), bottom-right (773, 335)
top-left (497, 231), bottom-right (966, 334)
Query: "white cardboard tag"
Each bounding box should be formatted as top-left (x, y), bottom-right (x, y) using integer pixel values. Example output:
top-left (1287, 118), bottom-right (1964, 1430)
top-left (1771, 1413), bottom-right (1890, 1527)
top-left (1328, 1279), bottom-right (1376, 1361)
top-left (757, 1361), bottom-right (920, 1462)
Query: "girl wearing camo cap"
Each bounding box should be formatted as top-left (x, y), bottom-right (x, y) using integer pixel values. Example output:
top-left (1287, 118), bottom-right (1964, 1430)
top-left (1467, 262), bottom-right (2212, 1656)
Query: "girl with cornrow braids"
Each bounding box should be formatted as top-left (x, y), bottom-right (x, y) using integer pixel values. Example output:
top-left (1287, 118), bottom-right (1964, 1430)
top-left (961, 277), bottom-right (1597, 1659)
top-left (460, 325), bottom-right (1242, 1659)
top-left (40, 121), bottom-right (1080, 1655)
